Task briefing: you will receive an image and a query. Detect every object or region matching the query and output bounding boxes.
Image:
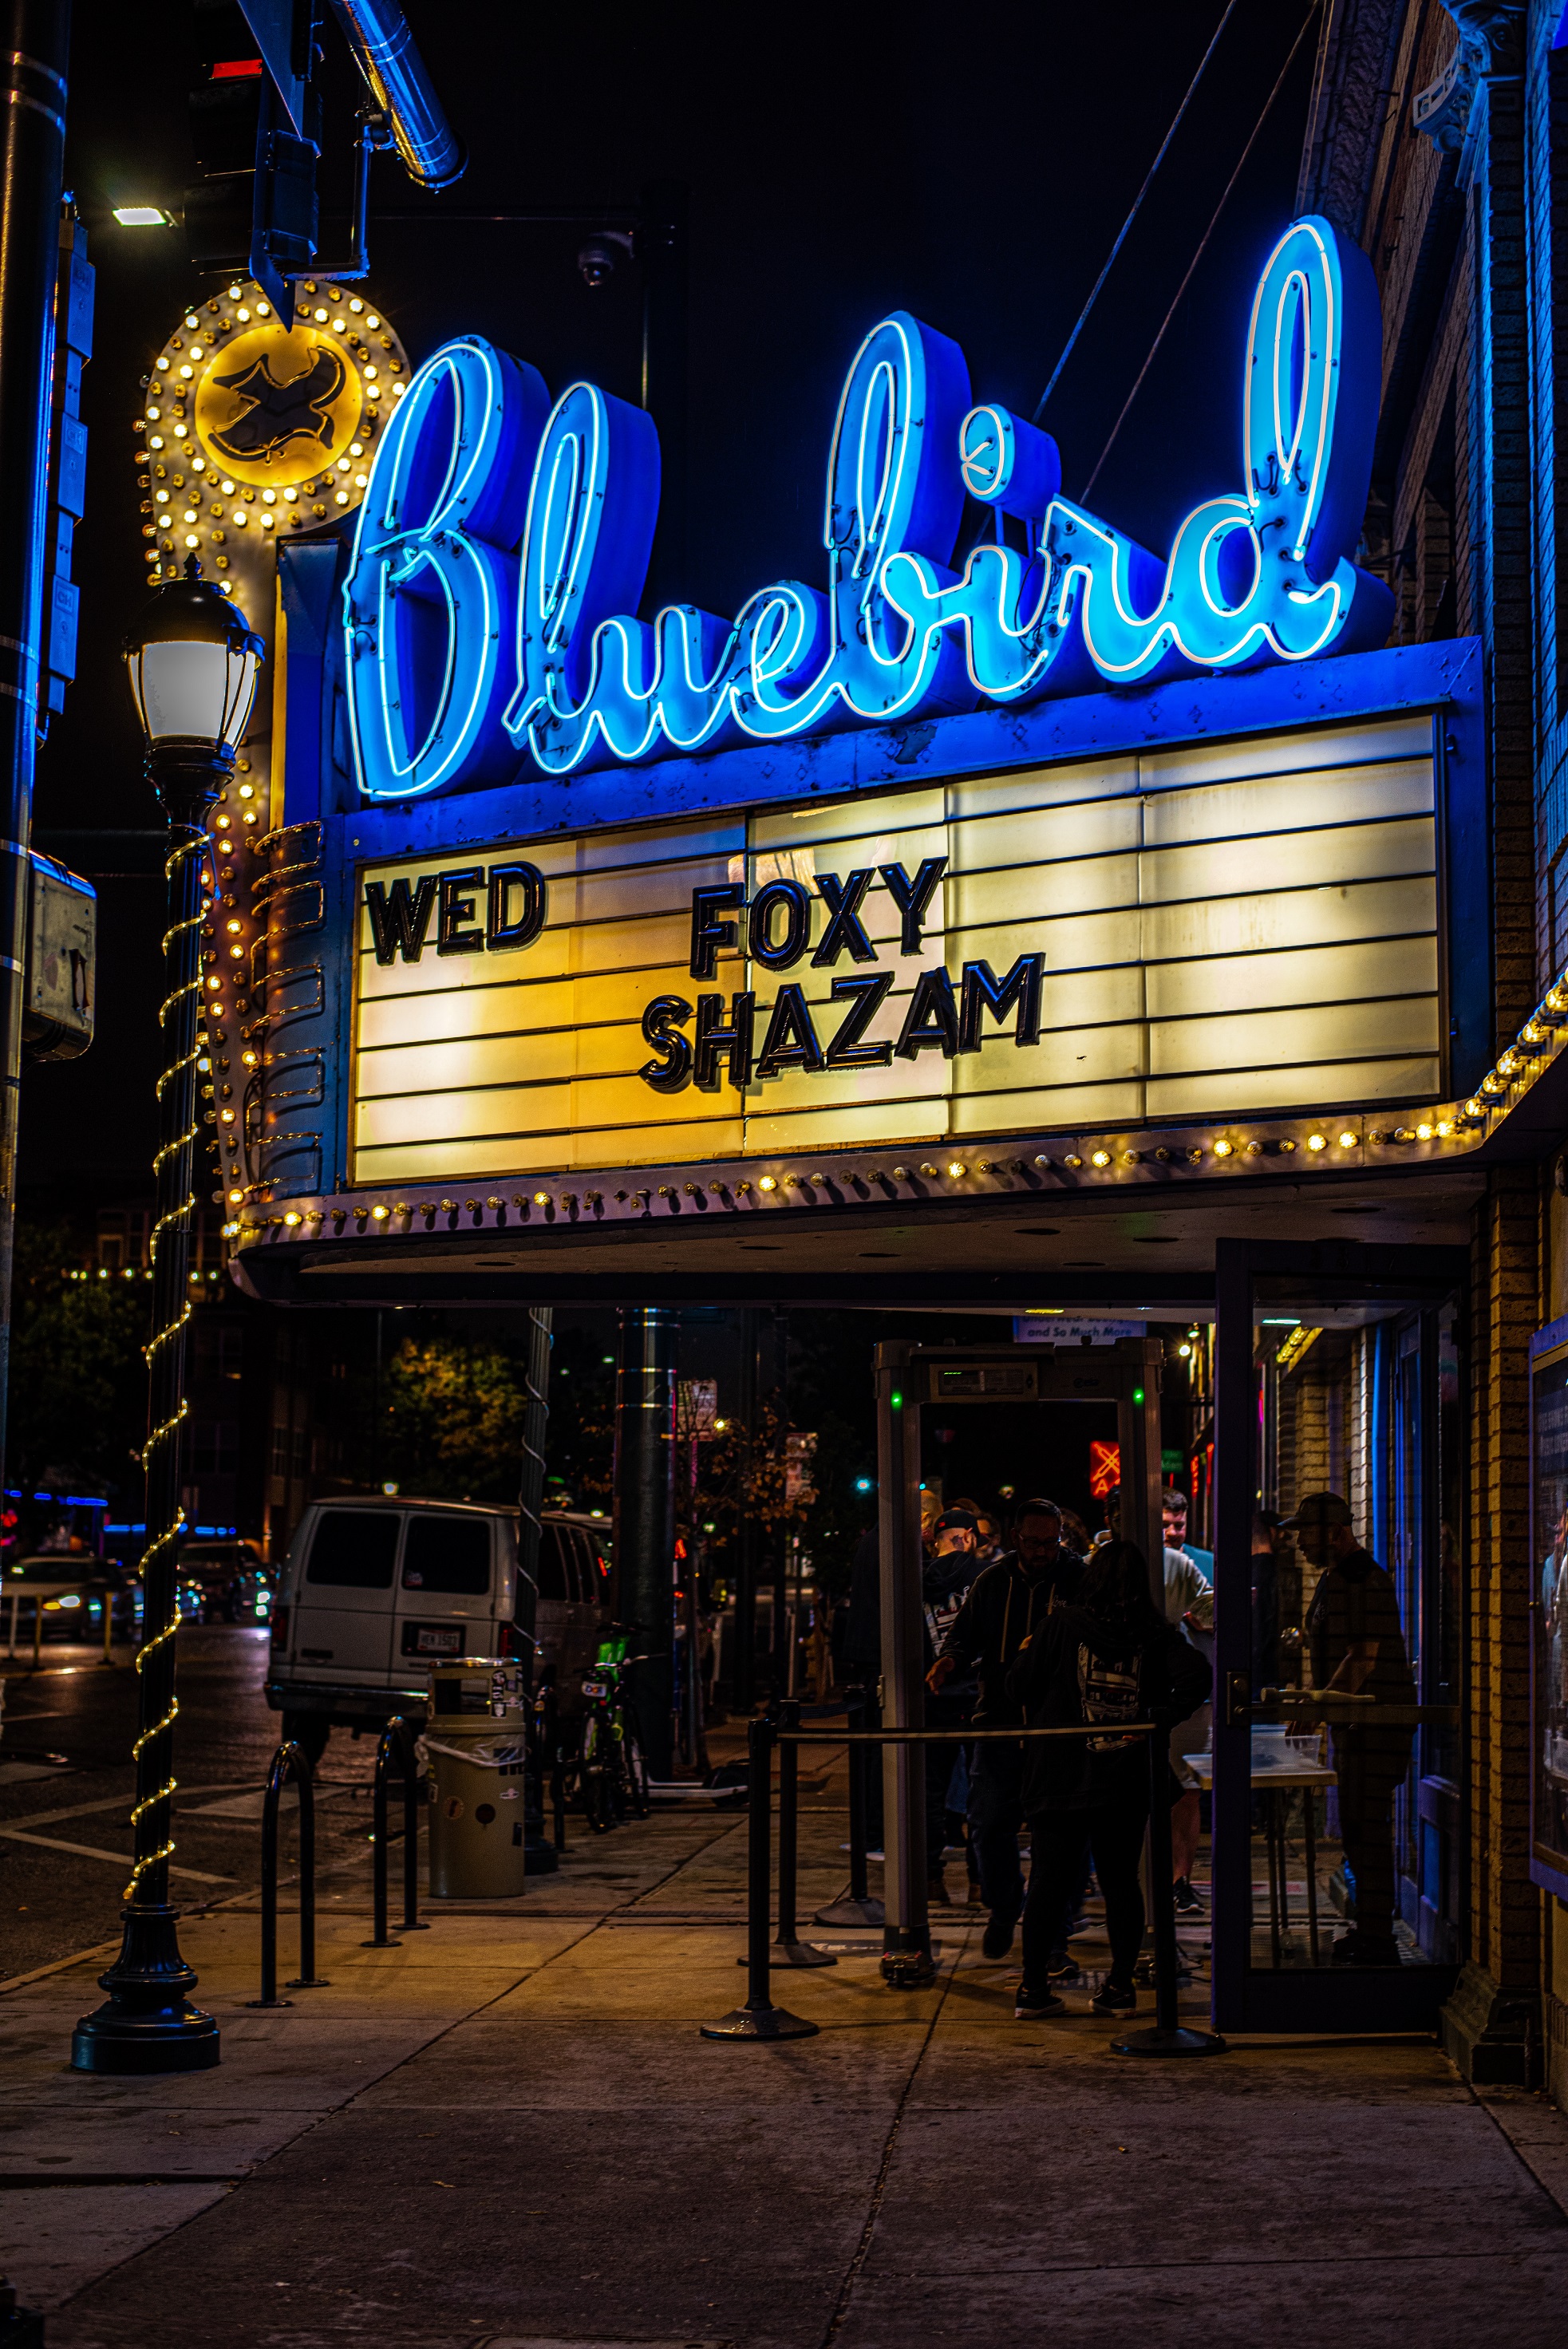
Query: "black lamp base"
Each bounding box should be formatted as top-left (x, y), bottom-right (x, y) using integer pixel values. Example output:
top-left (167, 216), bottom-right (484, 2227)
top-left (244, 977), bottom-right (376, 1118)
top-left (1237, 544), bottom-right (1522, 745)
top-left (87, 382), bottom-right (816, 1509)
top-left (70, 1903), bottom-right (222, 2075)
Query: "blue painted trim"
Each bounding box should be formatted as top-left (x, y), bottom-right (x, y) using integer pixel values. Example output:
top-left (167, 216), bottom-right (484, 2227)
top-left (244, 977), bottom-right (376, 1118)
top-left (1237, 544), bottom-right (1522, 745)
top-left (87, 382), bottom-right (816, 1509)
top-left (324, 634), bottom-right (1483, 857)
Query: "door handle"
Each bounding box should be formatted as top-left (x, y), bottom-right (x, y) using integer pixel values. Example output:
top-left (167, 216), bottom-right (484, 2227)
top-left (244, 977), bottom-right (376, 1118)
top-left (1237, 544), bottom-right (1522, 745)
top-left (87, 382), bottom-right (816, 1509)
top-left (1223, 1670), bottom-right (1251, 1728)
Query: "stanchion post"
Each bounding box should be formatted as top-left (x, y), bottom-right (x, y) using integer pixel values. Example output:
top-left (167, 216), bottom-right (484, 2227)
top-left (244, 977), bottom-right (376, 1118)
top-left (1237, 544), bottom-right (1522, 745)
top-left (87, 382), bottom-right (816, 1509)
top-left (1111, 1725), bottom-right (1226, 2059)
top-left (254, 1749), bottom-right (285, 2009)
top-left (759, 1700), bottom-right (834, 1968)
top-left (700, 1714), bottom-right (818, 2039)
top-left (397, 1719), bottom-right (429, 1932)
top-left (814, 1686), bottom-right (886, 1929)
top-left (363, 1719), bottom-right (402, 1949)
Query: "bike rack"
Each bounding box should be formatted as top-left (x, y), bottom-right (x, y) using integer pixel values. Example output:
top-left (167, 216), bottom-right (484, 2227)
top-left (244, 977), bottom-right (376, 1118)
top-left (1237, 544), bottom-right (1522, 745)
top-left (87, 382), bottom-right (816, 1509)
top-left (247, 1739), bottom-right (328, 2008)
top-left (363, 1715), bottom-right (429, 1948)
top-left (701, 1719), bottom-right (1226, 2056)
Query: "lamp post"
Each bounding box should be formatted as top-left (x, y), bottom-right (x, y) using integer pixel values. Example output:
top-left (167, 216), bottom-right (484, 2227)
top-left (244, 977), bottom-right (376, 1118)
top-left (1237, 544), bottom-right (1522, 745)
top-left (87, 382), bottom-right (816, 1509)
top-left (73, 557), bottom-right (261, 2075)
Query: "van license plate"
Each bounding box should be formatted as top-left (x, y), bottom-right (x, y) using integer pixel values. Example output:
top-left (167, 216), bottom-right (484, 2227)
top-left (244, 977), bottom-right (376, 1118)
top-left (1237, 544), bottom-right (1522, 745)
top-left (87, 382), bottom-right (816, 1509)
top-left (402, 1624), bottom-right (464, 1657)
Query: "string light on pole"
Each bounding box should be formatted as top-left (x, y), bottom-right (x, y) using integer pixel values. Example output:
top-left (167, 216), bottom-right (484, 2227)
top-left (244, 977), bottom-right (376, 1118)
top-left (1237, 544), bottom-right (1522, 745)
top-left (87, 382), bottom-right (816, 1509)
top-left (73, 559), bottom-right (262, 2078)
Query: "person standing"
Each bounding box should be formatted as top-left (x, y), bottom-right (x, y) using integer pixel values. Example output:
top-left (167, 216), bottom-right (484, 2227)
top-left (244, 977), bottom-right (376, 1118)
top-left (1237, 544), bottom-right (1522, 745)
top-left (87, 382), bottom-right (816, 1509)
top-left (927, 1498), bottom-right (1084, 1958)
top-left (1163, 1486), bottom-right (1213, 1577)
top-left (1007, 1539), bottom-right (1211, 2019)
top-left (1281, 1491), bottom-right (1416, 1967)
top-left (1163, 1542), bottom-right (1213, 1914)
top-left (922, 1509), bottom-right (982, 1904)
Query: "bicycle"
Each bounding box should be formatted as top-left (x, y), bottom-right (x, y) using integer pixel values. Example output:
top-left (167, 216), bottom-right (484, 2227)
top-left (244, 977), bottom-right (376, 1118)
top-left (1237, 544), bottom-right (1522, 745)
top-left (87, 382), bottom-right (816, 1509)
top-left (575, 1625), bottom-right (651, 1831)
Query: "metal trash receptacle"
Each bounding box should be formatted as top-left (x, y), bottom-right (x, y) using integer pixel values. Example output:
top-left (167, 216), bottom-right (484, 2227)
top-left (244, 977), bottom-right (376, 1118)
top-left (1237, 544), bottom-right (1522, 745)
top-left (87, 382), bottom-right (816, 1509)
top-left (425, 1656), bottom-right (531, 1899)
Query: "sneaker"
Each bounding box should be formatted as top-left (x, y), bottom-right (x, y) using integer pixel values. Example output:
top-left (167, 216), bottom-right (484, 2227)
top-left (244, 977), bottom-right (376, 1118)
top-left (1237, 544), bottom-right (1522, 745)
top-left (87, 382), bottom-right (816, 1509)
top-left (1091, 1980), bottom-right (1136, 2015)
top-left (1173, 1877), bottom-right (1204, 1916)
top-left (927, 1870), bottom-right (951, 1907)
top-left (981, 1913), bottom-right (1016, 1960)
top-left (1047, 1956), bottom-right (1083, 1984)
top-left (1014, 1988), bottom-right (1068, 2019)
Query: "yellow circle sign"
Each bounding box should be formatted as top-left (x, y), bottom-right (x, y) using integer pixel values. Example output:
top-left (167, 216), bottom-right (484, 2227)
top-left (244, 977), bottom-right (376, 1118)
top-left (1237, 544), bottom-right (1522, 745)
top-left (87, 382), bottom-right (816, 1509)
top-left (193, 322), bottom-right (364, 487)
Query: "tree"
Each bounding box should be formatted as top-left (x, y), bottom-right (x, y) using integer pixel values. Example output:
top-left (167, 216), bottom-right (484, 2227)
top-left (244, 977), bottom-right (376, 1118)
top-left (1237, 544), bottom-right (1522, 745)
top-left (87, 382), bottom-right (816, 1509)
top-left (6, 1218), bottom-right (148, 1546)
top-left (381, 1334), bottom-right (531, 1502)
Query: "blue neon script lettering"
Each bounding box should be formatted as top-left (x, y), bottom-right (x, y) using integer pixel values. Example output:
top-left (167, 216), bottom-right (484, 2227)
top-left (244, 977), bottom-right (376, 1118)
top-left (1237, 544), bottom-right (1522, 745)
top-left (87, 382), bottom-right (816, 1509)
top-left (343, 217), bottom-right (1391, 798)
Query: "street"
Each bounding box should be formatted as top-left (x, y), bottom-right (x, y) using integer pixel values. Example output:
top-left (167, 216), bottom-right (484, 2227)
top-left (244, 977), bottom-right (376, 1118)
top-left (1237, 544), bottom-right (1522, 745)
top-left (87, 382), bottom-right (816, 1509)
top-left (2, 1629), bottom-right (378, 1980)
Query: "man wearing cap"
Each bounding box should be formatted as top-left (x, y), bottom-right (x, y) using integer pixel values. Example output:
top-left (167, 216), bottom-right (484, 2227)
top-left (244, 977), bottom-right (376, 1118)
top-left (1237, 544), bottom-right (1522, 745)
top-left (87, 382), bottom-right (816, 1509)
top-left (1281, 1492), bottom-right (1416, 1967)
top-left (928, 1498), bottom-right (1085, 1959)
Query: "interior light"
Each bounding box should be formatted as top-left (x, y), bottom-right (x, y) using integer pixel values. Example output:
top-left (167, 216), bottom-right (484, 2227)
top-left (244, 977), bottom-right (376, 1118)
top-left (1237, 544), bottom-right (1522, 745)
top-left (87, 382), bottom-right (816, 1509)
top-left (113, 205), bottom-right (172, 227)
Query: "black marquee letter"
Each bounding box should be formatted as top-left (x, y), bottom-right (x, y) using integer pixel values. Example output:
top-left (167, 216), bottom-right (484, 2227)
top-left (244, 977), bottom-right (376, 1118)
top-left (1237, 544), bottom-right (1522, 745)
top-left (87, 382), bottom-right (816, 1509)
top-left (639, 996), bottom-right (694, 1092)
top-left (894, 967), bottom-right (959, 1060)
top-left (487, 862), bottom-right (547, 951)
top-left (958, 953), bottom-right (1044, 1050)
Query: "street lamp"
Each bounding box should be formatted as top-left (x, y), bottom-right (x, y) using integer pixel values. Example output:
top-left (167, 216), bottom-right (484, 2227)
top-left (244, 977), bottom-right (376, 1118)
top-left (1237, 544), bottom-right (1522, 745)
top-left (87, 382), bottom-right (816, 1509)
top-left (73, 559), bottom-right (262, 2075)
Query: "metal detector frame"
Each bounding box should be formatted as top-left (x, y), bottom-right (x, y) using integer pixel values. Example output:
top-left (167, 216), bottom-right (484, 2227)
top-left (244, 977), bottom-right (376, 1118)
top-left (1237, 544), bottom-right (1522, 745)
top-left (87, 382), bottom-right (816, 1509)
top-left (872, 1336), bottom-right (1164, 1985)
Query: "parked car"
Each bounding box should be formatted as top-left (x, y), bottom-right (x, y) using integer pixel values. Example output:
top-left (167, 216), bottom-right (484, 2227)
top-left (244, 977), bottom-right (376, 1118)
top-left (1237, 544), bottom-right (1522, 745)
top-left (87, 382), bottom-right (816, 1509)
top-left (2, 1554), bottom-right (124, 1648)
top-left (265, 1498), bottom-right (608, 1763)
top-left (176, 1538), bottom-right (272, 1625)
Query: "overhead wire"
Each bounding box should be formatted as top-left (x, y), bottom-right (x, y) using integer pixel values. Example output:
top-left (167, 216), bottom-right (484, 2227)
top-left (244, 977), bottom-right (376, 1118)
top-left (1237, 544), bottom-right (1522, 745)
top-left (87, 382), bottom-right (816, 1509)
top-left (1079, 3), bottom-right (1324, 503)
top-left (1030, 0), bottom-right (1242, 425)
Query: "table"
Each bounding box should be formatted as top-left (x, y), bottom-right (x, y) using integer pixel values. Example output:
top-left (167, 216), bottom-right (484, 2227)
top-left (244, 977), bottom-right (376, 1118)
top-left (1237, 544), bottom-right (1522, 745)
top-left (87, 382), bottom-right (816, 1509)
top-left (1183, 1753), bottom-right (1337, 1967)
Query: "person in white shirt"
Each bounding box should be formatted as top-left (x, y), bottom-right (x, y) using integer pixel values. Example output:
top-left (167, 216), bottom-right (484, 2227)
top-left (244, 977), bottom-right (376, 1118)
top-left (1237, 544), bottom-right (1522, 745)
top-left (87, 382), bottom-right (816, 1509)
top-left (1164, 1544), bottom-right (1213, 1913)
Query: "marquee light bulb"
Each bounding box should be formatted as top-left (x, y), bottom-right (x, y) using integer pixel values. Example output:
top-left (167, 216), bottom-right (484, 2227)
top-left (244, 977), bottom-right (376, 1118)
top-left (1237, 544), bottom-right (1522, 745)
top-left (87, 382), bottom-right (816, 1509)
top-left (1211, 1139), bottom-right (1233, 1158)
top-left (758, 1174), bottom-right (778, 1191)
top-left (1338, 1131), bottom-right (1360, 1148)
top-left (1306, 1133), bottom-right (1327, 1151)
top-left (1090, 1149), bottom-right (1111, 1168)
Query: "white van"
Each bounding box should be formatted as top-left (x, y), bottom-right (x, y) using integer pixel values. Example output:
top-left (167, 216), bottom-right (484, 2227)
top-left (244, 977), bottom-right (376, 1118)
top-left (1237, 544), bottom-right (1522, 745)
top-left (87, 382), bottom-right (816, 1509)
top-left (265, 1497), bottom-right (610, 1759)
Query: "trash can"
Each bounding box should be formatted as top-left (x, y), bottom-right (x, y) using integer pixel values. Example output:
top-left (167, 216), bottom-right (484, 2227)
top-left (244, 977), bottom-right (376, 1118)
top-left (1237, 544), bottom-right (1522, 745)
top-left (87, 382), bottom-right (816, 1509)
top-left (425, 1656), bottom-right (531, 1898)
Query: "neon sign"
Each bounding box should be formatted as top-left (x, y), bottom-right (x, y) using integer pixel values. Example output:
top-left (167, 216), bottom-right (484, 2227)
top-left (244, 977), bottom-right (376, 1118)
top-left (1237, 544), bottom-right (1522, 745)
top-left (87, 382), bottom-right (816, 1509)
top-left (343, 215), bottom-right (1390, 800)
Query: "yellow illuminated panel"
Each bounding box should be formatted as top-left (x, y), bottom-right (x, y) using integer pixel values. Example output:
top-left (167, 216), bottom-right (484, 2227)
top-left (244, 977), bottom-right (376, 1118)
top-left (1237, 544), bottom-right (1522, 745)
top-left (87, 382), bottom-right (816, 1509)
top-left (350, 715), bottom-right (1443, 1182)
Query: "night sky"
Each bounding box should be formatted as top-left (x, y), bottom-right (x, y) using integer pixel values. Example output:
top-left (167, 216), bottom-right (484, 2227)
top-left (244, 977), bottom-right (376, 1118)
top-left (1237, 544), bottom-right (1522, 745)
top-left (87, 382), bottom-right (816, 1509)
top-left (26, 0), bottom-right (1317, 1194)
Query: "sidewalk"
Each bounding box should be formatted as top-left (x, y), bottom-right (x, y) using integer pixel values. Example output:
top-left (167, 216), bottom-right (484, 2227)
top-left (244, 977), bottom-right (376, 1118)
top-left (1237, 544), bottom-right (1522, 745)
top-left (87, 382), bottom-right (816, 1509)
top-left (5, 1761), bottom-right (1568, 2348)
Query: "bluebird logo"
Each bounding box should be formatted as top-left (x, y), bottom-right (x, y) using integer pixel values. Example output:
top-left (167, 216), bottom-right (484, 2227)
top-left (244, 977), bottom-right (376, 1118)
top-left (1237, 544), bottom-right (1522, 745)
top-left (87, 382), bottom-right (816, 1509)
top-left (343, 215), bottom-right (1392, 799)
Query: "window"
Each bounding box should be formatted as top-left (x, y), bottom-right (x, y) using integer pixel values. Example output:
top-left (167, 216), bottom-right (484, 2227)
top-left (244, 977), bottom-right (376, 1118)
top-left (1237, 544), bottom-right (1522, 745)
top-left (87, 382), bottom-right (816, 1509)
top-left (306, 1510), bottom-right (400, 1589)
top-left (401, 1514), bottom-right (491, 1596)
top-left (536, 1523), bottom-right (569, 1601)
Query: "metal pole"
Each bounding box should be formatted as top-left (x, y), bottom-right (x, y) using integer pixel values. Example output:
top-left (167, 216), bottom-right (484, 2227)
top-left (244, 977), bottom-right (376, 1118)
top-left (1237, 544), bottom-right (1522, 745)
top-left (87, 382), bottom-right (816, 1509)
top-left (733, 1306), bottom-right (757, 1713)
top-left (875, 1342), bottom-right (933, 1987)
top-left (73, 764), bottom-right (221, 2074)
top-left (813, 1684), bottom-right (884, 1930)
top-left (515, 1311), bottom-right (559, 1872)
top-left (292, 1751), bottom-right (325, 1988)
top-left (255, 1756), bottom-right (283, 2008)
top-left (1110, 1727), bottom-right (1226, 2058)
top-left (768, 1700), bottom-right (833, 1968)
top-left (399, 1719), bottom-right (427, 1931)
top-left (0, 4), bottom-right (71, 1513)
top-left (700, 1713), bottom-right (816, 2039)
top-left (363, 1721), bottom-right (401, 1948)
top-left (613, 1305), bottom-right (677, 1780)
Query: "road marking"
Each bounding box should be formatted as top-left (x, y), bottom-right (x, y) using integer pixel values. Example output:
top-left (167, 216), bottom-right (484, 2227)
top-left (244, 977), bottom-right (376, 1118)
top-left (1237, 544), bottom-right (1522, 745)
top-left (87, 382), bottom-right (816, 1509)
top-left (0, 1826), bottom-right (231, 1882)
top-left (0, 1785), bottom-right (251, 1831)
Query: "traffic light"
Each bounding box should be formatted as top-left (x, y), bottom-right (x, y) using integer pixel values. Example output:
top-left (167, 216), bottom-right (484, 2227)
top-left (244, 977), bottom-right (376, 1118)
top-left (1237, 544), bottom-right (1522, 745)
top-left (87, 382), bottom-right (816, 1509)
top-left (185, 1), bottom-right (321, 328)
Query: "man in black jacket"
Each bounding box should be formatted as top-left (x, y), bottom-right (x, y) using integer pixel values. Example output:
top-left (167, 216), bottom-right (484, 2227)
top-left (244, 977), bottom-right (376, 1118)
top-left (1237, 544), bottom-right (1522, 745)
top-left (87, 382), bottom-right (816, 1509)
top-left (928, 1498), bottom-right (1084, 1959)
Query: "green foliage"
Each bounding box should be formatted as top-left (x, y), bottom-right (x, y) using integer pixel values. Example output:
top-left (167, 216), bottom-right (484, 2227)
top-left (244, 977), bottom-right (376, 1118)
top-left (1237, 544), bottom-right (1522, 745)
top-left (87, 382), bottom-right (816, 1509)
top-left (6, 1219), bottom-right (148, 1533)
top-left (382, 1334), bottom-right (529, 1501)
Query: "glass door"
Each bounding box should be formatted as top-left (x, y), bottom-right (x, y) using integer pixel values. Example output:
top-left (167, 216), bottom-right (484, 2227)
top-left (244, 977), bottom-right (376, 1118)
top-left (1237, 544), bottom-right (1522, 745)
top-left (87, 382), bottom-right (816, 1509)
top-left (1211, 1239), bottom-right (1465, 2031)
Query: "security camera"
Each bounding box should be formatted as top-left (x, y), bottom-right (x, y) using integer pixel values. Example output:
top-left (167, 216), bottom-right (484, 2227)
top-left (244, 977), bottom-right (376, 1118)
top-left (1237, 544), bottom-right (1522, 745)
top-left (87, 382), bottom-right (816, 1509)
top-left (577, 229), bottom-right (634, 289)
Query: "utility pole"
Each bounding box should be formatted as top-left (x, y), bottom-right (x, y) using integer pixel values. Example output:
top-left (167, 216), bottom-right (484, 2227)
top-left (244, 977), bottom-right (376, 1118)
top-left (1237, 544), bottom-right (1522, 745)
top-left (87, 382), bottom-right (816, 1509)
top-left (0, 2), bottom-right (72, 1502)
top-left (613, 1306), bottom-right (677, 1781)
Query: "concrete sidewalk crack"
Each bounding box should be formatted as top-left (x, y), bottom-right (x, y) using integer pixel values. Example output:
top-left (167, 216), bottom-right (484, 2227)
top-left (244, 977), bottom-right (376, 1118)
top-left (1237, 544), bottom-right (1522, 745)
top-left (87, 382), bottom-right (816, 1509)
top-left (819, 1938), bottom-right (962, 2347)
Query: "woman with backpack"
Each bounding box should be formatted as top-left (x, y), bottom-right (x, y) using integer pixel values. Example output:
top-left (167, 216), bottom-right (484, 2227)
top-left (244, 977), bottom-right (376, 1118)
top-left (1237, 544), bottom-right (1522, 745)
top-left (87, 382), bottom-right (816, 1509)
top-left (1005, 1539), bottom-right (1211, 2019)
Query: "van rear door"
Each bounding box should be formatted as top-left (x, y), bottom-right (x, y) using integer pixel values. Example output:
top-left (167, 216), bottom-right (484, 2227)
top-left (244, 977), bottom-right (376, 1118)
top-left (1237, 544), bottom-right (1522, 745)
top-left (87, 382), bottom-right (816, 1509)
top-left (392, 1511), bottom-right (496, 1668)
top-left (293, 1510), bottom-right (401, 1680)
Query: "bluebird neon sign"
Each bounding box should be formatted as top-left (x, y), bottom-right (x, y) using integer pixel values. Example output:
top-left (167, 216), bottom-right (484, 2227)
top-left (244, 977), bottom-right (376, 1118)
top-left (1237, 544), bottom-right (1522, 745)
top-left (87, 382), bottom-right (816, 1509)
top-left (343, 214), bottom-right (1390, 799)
